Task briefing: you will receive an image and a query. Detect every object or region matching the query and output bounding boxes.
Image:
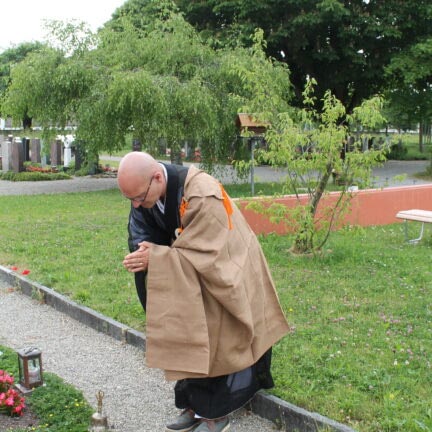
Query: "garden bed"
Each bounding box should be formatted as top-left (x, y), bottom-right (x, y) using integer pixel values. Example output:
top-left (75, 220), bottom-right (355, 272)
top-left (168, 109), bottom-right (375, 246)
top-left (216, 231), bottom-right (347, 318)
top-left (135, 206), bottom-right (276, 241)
top-left (0, 407), bottom-right (39, 430)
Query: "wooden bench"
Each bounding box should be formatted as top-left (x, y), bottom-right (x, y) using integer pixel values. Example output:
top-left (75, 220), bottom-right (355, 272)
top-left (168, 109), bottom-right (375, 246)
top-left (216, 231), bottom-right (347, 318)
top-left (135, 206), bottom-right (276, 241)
top-left (396, 209), bottom-right (432, 243)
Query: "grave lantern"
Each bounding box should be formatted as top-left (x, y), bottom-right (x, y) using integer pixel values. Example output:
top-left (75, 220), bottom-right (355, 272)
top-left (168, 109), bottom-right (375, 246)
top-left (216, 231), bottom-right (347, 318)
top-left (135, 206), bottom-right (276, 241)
top-left (16, 347), bottom-right (43, 393)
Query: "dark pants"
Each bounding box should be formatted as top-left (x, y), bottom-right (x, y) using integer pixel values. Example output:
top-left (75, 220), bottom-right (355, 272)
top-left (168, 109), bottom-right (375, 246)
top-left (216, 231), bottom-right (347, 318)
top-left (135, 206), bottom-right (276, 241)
top-left (174, 349), bottom-right (274, 419)
top-left (135, 272), bottom-right (147, 311)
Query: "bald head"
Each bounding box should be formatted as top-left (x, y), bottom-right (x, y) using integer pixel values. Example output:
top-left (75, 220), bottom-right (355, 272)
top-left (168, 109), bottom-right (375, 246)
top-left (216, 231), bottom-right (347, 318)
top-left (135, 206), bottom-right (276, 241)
top-left (117, 152), bottom-right (162, 199)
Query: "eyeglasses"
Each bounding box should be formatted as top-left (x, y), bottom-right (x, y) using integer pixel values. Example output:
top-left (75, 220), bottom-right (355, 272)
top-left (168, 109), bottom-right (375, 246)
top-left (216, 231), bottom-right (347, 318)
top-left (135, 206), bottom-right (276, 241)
top-left (127, 175), bottom-right (154, 204)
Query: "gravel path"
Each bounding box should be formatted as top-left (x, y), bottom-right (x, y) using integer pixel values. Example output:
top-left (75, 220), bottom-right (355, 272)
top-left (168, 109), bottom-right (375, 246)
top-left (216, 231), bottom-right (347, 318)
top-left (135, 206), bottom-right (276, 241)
top-left (0, 277), bottom-right (277, 432)
top-left (0, 176), bottom-right (119, 196)
top-left (0, 160), bottom-right (430, 196)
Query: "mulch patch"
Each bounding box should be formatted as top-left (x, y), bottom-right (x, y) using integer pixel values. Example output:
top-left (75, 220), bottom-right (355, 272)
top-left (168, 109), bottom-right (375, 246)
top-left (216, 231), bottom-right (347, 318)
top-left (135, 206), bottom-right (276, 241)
top-left (0, 407), bottom-right (40, 431)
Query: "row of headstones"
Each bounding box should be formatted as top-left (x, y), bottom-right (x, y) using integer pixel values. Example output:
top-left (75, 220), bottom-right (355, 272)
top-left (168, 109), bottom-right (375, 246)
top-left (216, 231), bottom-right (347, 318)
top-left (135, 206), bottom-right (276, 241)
top-left (0, 135), bottom-right (65, 173)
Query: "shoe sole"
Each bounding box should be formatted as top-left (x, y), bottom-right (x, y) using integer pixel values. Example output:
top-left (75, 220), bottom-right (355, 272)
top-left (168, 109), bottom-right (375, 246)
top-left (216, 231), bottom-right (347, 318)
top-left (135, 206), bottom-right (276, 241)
top-left (193, 421), bottom-right (230, 432)
top-left (165, 425), bottom-right (199, 432)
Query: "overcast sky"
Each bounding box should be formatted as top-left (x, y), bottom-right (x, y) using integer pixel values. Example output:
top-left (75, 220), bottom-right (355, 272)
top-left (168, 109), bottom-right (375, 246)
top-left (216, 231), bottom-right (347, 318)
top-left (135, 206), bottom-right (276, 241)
top-left (0, 0), bottom-right (127, 53)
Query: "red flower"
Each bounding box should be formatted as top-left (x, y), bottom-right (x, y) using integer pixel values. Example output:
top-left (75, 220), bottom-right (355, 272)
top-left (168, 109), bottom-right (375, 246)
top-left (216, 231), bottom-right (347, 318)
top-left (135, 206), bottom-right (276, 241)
top-left (21, 269), bottom-right (30, 276)
top-left (10, 266), bottom-right (18, 271)
top-left (0, 371), bottom-right (13, 386)
top-left (13, 404), bottom-right (24, 414)
top-left (0, 371), bottom-right (26, 417)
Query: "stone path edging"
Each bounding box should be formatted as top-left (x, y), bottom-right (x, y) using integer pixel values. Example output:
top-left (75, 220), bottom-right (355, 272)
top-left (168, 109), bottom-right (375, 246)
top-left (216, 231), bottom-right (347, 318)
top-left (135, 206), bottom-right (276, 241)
top-left (0, 265), bottom-right (356, 432)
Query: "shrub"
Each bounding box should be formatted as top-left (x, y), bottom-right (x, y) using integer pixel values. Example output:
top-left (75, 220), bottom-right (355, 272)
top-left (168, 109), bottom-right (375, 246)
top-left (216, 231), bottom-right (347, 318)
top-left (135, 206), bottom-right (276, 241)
top-left (387, 143), bottom-right (408, 160)
top-left (0, 171), bottom-right (71, 181)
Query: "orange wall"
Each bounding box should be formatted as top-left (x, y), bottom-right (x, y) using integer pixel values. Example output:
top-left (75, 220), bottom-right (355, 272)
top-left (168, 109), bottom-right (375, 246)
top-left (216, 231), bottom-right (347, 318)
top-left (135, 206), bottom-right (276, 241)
top-left (237, 184), bottom-right (432, 235)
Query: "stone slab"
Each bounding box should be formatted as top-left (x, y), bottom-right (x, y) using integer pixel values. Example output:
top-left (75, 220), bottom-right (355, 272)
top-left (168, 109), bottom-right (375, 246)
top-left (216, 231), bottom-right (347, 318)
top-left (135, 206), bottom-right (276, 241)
top-left (1, 139), bottom-right (12, 171)
top-left (11, 139), bottom-right (24, 172)
top-left (30, 138), bottom-right (41, 163)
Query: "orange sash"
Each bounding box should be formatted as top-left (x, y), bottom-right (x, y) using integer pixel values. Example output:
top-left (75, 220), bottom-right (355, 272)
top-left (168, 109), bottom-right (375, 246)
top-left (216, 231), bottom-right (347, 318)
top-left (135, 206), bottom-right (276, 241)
top-left (176, 184), bottom-right (233, 236)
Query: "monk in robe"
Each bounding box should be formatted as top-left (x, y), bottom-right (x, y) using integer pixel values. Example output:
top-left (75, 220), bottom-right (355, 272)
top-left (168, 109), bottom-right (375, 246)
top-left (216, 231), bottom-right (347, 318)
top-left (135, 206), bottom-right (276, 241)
top-left (118, 151), bottom-right (289, 432)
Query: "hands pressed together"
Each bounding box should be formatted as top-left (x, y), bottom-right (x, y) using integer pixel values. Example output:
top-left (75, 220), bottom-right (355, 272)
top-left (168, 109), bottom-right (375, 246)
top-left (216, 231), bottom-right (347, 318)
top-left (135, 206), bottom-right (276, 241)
top-left (123, 241), bottom-right (153, 273)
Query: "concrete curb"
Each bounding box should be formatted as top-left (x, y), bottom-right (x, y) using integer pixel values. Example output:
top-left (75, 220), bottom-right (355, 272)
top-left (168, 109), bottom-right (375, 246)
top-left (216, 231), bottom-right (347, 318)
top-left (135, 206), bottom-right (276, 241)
top-left (0, 265), bottom-right (356, 432)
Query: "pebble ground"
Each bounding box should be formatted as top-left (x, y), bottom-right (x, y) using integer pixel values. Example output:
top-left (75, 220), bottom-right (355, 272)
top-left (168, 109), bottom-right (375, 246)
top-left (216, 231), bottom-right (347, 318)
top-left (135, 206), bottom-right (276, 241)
top-left (0, 278), bottom-right (277, 432)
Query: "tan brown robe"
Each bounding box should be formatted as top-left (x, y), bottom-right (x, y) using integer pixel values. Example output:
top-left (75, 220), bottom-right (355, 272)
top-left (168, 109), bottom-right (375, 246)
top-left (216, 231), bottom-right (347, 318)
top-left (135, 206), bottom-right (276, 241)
top-left (147, 165), bottom-right (290, 380)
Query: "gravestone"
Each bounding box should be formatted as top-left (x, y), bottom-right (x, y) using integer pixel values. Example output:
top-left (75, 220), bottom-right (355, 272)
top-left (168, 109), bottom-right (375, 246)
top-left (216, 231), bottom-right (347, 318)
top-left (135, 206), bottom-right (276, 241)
top-left (22, 137), bottom-right (30, 161)
top-left (73, 141), bottom-right (85, 170)
top-left (51, 139), bottom-right (62, 166)
top-left (1, 138), bottom-right (12, 171)
top-left (132, 138), bottom-right (142, 151)
top-left (11, 137), bottom-right (24, 172)
top-left (63, 135), bottom-right (74, 168)
top-left (30, 138), bottom-right (41, 163)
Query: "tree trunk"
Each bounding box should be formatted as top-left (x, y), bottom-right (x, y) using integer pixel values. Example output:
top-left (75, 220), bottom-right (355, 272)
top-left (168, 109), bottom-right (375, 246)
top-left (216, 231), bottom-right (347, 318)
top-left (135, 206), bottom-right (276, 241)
top-left (292, 160), bottom-right (334, 254)
top-left (22, 114), bottom-right (32, 130)
top-left (424, 123), bottom-right (431, 145)
top-left (170, 141), bottom-right (183, 165)
top-left (419, 121), bottom-right (425, 153)
top-left (426, 121), bottom-right (432, 175)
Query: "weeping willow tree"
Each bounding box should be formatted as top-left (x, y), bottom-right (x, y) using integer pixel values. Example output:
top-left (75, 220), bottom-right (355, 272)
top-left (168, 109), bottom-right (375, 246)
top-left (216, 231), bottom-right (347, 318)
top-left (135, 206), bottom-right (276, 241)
top-left (1, 8), bottom-right (293, 170)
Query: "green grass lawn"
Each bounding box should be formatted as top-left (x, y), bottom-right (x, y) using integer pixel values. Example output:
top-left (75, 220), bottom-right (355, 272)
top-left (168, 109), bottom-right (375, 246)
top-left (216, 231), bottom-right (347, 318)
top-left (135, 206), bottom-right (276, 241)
top-left (377, 132), bottom-right (432, 161)
top-left (1, 190), bottom-right (431, 431)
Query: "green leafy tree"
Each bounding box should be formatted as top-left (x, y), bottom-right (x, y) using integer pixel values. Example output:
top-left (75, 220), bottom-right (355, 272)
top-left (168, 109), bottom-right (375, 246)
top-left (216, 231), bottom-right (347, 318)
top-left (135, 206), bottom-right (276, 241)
top-left (1, 10), bottom-right (293, 169)
top-left (176, 0), bottom-right (432, 112)
top-left (0, 42), bottom-right (45, 128)
top-left (95, 13), bottom-right (292, 164)
top-left (0, 21), bottom-right (100, 167)
top-left (385, 38), bottom-right (432, 152)
top-left (107, 0), bottom-right (178, 32)
top-left (2, 48), bottom-right (88, 126)
top-left (93, 12), bottom-right (221, 156)
top-left (244, 77), bottom-right (387, 254)
top-left (1, 46), bottom-right (97, 145)
top-left (43, 19), bottom-right (98, 56)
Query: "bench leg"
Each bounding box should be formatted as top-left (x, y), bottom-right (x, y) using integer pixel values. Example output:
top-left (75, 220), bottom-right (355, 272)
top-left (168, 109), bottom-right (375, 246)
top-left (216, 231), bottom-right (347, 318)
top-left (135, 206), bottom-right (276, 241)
top-left (404, 220), bottom-right (425, 244)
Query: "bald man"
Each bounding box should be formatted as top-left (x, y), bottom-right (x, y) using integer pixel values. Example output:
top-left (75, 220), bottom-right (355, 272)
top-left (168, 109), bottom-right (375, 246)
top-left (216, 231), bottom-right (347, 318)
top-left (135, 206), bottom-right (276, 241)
top-left (118, 152), bottom-right (289, 432)
top-left (119, 152), bottom-right (189, 310)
